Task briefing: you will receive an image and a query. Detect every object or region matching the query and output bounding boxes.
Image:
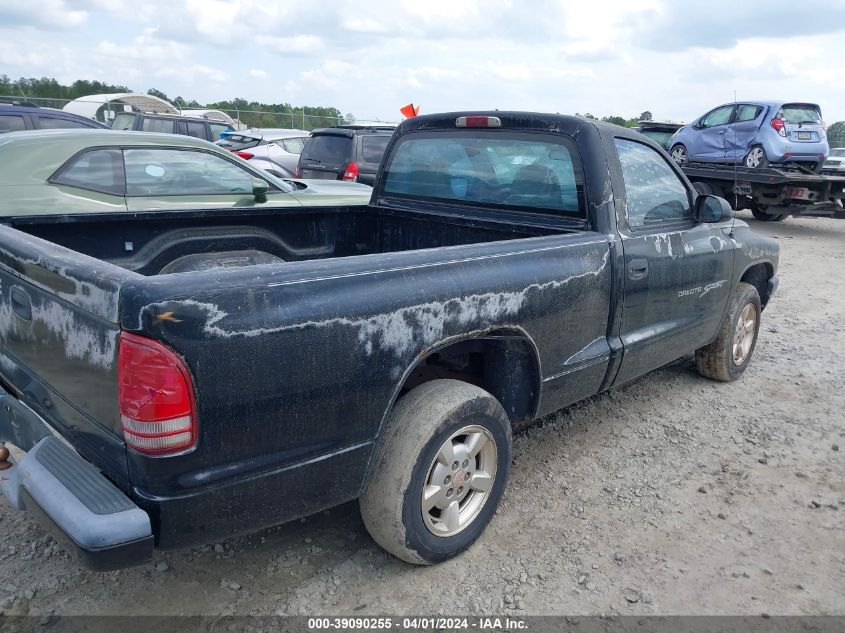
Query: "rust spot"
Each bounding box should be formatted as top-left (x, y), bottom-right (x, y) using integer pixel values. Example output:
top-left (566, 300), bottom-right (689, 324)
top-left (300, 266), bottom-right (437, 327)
top-left (0, 444), bottom-right (11, 471)
top-left (154, 311), bottom-right (183, 324)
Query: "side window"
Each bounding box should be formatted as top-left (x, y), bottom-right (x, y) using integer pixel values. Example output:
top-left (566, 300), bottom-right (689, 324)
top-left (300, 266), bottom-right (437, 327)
top-left (615, 138), bottom-right (691, 230)
top-left (141, 118), bottom-right (175, 133)
top-left (361, 135), bottom-right (391, 164)
top-left (700, 106), bottom-right (734, 128)
top-left (209, 124), bottom-right (230, 142)
top-left (735, 105), bottom-right (762, 123)
top-left (124, 148), bottom-right (259, 196)
top-left (51, 149), bottom-right (125, 195)
top-left (37, 116), bottom-right (92, 129)
top-left (185, 121), bottom-right (206, 139)
top-left (0, 115), bottom-right (26, 132)
top-left (280, 137), bottom-right (305, 154)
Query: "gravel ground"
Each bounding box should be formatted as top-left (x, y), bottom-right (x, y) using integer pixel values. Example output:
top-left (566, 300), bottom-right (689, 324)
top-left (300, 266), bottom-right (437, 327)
top-left (1, 211), bottom-right (843, 617)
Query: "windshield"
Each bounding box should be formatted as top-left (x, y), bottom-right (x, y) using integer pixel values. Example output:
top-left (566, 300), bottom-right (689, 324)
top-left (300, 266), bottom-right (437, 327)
top-left (111, 113), bottom-right (135, 130)
top-left (381, 132), bottom-right (585, 217)
top-left (641, 130), bottom-right (675, 150)
top-left (779, 104), bottom-right (822, 124)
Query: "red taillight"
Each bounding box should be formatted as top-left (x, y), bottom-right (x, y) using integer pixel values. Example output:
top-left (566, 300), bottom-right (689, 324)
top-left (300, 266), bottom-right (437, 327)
top-left (294, 164), bottom-right (301, 178)
top-left (770, 117), bottom-right (786, 137)
top-left (341, 161), bottom-right (359, 181)
top-left (118, 332), bottom-right (197, 456)
top-left (456, 116), bottom-right (502, 128)
top-left (235, 151), bottom-right (253, 160)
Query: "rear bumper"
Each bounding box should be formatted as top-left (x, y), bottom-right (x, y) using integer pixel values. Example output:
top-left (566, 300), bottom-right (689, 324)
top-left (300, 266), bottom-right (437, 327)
top-left (0, 387), bottom-right (153, 571)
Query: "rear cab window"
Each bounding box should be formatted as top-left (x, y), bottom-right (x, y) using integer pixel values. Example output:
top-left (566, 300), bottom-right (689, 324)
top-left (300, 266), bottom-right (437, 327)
top-left (381, 131), bottom-right (585, 218)
top-left (302, 135), bottom-right (351, 167)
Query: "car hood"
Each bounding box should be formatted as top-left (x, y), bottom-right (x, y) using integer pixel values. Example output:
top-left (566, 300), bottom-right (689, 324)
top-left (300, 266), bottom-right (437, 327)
top-left (286, 179), bottom-right (373, 206)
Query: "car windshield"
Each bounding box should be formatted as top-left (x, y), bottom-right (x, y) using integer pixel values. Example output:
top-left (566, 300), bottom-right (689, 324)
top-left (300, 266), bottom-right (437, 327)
top-left (111, 113), bottom-right (135, 130)
top-left (641, 130), bottom-right (675, 150)
top-left (780, 105), bottom-right (821, 124)
top-left (382, 132), bottom-right (584, 217)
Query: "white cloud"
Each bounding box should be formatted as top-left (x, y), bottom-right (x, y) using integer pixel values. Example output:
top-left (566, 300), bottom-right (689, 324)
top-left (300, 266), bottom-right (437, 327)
top-left (0, 0), bottom-right (87, 29)
top-left (2, 0), bottom-right (845, 124)
top-left (256, 34), bottom-right (324, 56)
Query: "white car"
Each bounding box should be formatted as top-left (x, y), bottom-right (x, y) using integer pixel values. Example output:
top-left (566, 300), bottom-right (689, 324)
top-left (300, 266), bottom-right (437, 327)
top-left (217, 128), bottom-right (309, 178)
top-left (822, 147), bottom-right (845, 173)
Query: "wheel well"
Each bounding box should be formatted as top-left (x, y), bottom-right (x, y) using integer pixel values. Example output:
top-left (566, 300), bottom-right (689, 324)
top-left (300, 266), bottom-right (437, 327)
top-left (397, 331), bottom-right (541, 427)
top-left (740, 263), bottom-right (774, 308)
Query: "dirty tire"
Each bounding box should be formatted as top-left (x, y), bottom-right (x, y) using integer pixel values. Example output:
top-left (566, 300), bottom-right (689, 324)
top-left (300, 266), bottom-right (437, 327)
top-left (360, 379), bottom-right (512, 565)
top-left (696, 282), bottom-right (762, 382)
top-left (750, 203), bottom-right (785, 222)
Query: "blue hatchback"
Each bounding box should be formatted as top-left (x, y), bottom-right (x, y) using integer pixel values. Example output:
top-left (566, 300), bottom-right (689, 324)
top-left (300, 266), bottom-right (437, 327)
top-left (669, 101), bottom-right (829, 171)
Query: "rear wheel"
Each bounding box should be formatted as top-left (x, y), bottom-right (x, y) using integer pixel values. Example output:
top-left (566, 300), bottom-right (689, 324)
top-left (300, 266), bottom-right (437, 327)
top-left (750, 202), bottom-right (785, 222)
top-left (670, 144), bottom-right (689, 166)
top-left (696, 282), bottom-right (761, 382)
top-left (744, 145), bottom-right (769, 169)
top-left (360, 380), bottom-right (512, 565)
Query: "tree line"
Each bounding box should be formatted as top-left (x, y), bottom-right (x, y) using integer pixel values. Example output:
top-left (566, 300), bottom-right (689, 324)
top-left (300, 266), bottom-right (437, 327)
top-left (1, 76), bottom-right (344, 130)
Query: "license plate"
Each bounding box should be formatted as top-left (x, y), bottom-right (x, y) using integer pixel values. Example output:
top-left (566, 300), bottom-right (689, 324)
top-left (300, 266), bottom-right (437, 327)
top-left (785, 187), bottom-right (811, 200)
top-left (797, 131), bottom-right (811, 140)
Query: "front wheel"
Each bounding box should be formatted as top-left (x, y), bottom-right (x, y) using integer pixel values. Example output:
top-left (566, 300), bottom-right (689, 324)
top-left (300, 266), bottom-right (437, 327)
top-left (360, 380), bottom-right (512, 565)
top-left (696, 282), bottom-right (762, 381)
top-left (670, 144), bottom-right (689, 166)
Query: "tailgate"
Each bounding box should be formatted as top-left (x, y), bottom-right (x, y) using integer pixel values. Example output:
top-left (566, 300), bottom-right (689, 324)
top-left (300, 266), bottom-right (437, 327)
top-left (0, 224), bottom-right (136, 486)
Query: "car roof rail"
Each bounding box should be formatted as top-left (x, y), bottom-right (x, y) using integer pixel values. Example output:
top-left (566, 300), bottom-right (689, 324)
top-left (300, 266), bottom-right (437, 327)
top-left (0, 98), bottom-right (41, 108)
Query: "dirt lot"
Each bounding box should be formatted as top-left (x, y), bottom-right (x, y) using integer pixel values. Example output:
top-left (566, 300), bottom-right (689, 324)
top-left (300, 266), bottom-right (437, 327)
top-left (1, 211), bottom-right (843, 617)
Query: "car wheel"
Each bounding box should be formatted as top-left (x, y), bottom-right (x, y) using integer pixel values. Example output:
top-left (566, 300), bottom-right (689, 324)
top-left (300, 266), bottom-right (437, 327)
top-left (360, 379), bottom-right (512, 565)
top-left (693, 181), bottom-right (718, 196)
top-left (670, 144), bottom-right (689, 166)
top-left (695, 282), bottom-right (761, 382)
top-left (744, 145), bottom-right (769, 169)
top-left (750, 202), bottom-right (785, 222)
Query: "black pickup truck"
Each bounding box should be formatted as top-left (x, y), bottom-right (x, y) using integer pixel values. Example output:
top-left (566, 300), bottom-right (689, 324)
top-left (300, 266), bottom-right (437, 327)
top-left (0, 112), bottom-right (779, 570)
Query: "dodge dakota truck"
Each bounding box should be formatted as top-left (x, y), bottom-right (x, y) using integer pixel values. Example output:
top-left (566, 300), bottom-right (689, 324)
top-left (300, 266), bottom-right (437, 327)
top-left (0, 112), bottom-right (780, 569)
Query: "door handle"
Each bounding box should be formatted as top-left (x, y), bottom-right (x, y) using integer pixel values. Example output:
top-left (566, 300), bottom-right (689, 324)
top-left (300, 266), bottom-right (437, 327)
top-left (10, 286), bottom-right (32, 321)
top-left (628, 259), bottom-right (649, 280)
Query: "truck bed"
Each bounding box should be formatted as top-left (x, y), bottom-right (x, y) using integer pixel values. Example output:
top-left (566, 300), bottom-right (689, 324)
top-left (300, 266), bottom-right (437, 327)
top-left (7, 204), bottom-right (567, 276)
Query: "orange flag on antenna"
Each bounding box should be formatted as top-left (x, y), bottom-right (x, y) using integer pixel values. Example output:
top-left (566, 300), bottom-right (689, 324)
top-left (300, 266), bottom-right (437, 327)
top-left (400, 103), bottom-right (420, 118)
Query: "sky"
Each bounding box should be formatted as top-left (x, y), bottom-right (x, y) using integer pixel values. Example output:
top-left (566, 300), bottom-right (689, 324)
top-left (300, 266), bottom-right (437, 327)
top-left (1, 0), bottom-right (845, 124)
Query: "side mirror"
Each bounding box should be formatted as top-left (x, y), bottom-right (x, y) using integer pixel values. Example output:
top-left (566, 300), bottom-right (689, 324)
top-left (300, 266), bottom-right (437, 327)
top-left (252, 179), bottom-right (269, 203)
top-left (694, 194), bottom-right (732, 223)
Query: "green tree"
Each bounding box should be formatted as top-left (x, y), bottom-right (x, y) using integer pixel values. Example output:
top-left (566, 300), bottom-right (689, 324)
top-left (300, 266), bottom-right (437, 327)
top-left (147, 88), bottom-right (172, 104)
top-left (639, 110), bottom-right (653, 121)
top-left (827, 121), bottom-right (845, 147)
